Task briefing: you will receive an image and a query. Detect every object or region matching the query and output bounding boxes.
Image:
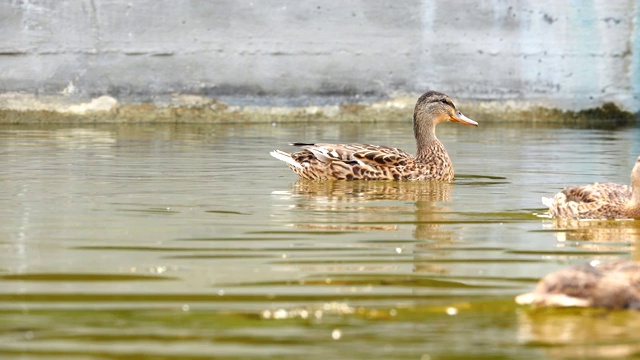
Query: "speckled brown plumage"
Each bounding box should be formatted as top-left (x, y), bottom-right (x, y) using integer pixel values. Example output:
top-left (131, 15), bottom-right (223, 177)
top-left (543, 156), bottom-right (640, 219)
top-left (515, 260), bottom-right (640, 309)
top-left (270, 91), bottom-right (478, 181)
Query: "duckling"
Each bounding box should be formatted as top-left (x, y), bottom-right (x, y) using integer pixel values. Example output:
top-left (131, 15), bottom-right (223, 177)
top-left (270, 91), bottom-right (478, 181)
top-left (542, 156), bottom-right (640, 219)
top-left (516, 260), bottom-right (640, 310)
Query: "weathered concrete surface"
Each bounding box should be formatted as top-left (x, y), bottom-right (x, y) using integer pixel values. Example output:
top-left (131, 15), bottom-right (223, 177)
top-left (0, 0), bottom-right (639, 117)
top-left (0, 92), bottom-right (634, 127)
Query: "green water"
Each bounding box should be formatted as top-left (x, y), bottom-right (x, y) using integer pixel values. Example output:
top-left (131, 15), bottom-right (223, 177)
top-left (1, 122), bottom-right (640, 359)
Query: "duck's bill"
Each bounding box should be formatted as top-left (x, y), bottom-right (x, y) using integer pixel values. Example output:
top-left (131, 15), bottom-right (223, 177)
top-left (450, 111), bottom-right (478, 126)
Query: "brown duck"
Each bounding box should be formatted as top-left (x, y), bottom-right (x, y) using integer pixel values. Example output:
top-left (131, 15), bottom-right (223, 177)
top-left (516, 260), bottom-right (640, 310)
top-left (270, 91), bottom-right (478, 181)
top-left (542, 156), bottom-right (640, 219)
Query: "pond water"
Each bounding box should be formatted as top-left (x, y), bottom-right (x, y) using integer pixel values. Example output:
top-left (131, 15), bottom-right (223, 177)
top-left (1, 120), bottom-right (640, 359)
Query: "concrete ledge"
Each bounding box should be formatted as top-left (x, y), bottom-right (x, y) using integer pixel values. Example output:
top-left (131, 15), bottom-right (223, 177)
top-left (0, 93), bottom-right (635, 125)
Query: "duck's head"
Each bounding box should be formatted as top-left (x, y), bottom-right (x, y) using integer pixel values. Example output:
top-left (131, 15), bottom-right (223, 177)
top-left (414, 91), bottom-right (478, 128)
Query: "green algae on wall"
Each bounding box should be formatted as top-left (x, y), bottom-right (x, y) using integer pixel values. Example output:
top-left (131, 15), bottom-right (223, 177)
top-left (0, 95), bottom-right (636, 125)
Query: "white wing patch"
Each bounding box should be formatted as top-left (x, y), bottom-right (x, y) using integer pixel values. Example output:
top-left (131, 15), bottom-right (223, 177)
top-left (307, 148), bottom-right (336, 163)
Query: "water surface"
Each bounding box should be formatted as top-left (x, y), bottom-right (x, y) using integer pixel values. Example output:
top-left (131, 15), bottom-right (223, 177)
top-left (1, 121), bottom-right (640, 359)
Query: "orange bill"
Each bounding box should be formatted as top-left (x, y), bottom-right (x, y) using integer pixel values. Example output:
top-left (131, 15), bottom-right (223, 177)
top-left (450, 111), bottom-right (478, 126)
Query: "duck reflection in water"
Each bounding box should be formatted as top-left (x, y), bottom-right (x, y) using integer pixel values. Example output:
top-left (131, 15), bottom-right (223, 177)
top-left (541, 218), bottom-right (640, 254)
top-left (274, 180), bottom-right (455, 274)
top-left (515, 295), bottom-right (640, 358)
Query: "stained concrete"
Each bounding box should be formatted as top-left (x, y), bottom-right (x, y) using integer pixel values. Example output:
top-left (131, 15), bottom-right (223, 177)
top-left (0, 0), bottom-right (639, 119)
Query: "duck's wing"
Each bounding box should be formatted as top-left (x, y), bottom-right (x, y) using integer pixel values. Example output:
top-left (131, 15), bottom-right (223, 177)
top-left (561, 183), bottom-right (630, 203)
top-left (598, 260), bottom-right (640, 288)
top-left (275, 143), bottom-right (419, 180)
top-left (291, 143), bottom-right (413, 167)
top-left (548, 183), bottom-right (631, 219)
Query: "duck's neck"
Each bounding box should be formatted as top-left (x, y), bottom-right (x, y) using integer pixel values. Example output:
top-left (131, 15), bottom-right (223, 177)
top-left (626, 184), bottom-right (640, 218)
top-left (414, 119), bottom-right (449, 162)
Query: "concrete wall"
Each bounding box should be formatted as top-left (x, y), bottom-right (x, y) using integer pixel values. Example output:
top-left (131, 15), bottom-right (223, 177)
top-left (0, 0), bottom-right (638, 111)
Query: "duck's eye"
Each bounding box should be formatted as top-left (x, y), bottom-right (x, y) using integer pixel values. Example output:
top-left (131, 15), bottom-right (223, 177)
top-left (440, 99), bottom-right (449, 105)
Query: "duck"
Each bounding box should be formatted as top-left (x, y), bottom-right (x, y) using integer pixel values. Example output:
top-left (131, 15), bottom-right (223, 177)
top-left (269, 91), bottom-right (478, 181)
top-left (515, 260), bottom-right (640, 310)
top-left (542, 156), bottom-right (640, 219)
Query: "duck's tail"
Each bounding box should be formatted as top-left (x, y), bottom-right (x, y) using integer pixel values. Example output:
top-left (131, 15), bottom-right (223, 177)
top-left (270, 150), bottom-right (302, 169)
top-left (541, 196), bottom-right (553, 208)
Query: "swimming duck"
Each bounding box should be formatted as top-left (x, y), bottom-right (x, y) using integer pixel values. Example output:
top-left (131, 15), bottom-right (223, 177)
top-left (542, 156), bottom-right (640, 219)
top-left (270, 91), bottom-right (478, 181)
top-left (515, 260), bottom-right (640, 310)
